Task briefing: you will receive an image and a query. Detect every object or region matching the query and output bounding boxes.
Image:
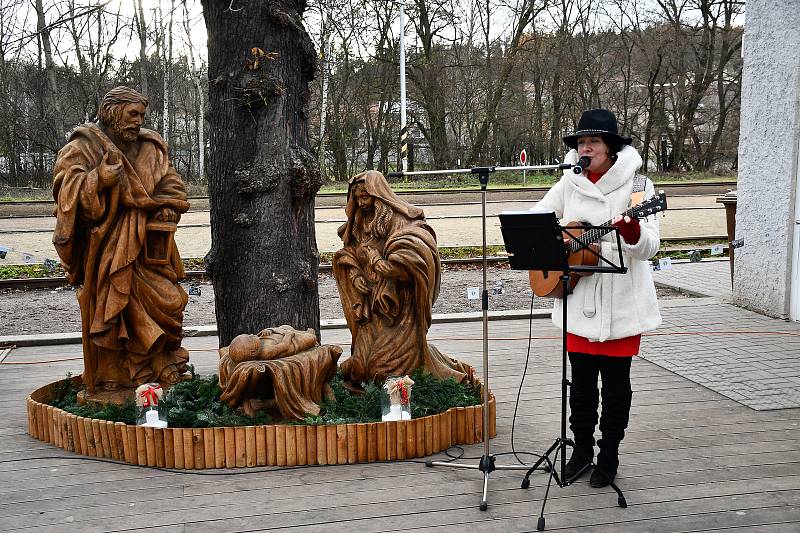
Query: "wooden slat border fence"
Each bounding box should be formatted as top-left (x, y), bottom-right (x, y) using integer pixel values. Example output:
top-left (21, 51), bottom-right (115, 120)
top-left (26, 374), bottom-right (496, 469)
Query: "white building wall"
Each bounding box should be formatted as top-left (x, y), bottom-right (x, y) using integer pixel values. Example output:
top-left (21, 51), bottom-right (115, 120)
top-left (734, 0), bottom-right (800, 318)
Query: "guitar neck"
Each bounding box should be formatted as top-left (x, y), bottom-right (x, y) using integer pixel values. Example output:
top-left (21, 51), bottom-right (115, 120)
top-left (566, 205), bottom-right (641, 253)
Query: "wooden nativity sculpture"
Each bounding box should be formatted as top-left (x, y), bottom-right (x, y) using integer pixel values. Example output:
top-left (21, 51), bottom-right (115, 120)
top-left (332, 170), bottom-right (475, 391)
top-left (52, 86), bottom-right (190, 402)
top-left (218, 325), bottom-right (343, 419)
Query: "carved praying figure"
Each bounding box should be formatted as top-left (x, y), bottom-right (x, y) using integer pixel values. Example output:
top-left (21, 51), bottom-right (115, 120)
top-left (218, 326), bottom-right (343, 420)
top-left (52, 86), bottom-right (190, 397)
top-left (333, 170), bottom-right (475, 390)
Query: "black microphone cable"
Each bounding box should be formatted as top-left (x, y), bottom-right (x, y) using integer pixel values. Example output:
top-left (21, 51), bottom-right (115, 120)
top-left (507, 290), bottom-right (541, 465)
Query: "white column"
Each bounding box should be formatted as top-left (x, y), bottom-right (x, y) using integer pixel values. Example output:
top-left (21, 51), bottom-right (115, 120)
top-left (791, 141), bottom-right (800, 320)
top-left (735, 0), bottom-right (800, 319)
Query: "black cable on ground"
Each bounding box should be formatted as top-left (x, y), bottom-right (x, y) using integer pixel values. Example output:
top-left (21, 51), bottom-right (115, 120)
top-left (0, 443), bottom-right (471, 475)
top-left (0, 451), bottom-right (455, 475)
top-left (502, 293), bottom-right (542, 467)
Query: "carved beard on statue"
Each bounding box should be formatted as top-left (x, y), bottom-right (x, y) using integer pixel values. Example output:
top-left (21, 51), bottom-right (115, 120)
top-left (112, 120), bottom-right (140, 142)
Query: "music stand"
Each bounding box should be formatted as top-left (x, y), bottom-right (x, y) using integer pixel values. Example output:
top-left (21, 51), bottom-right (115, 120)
top-left (499, 211), bottom-right (629, 531)
top-left (390, 162), bottom-right (573, 511)
top-left (423, 167), bottom-right (545, 512)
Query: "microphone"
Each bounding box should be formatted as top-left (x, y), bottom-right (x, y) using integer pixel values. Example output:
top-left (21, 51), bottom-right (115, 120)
top-left (572, 156), bottom-right (591, 174)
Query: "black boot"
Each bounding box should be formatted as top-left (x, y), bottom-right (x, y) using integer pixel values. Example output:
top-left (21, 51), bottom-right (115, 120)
top-left (564, 437), bottom-right (594, 481)
top-left (567, 353), bottom-right (600, 482)
top-left (591, 356), bottom-right (632, 488)
top-left (590, 439), bottom-right (619, 487)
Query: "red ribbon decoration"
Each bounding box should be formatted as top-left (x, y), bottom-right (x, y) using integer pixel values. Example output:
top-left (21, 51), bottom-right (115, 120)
top-left (139, 384), bottom-right (162, 408)
top-left (399, 382), bottom-right (409, 405)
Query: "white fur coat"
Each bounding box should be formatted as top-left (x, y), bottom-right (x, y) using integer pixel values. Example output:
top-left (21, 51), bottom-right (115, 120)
top-left (533, 145), bottom-right (662, 341)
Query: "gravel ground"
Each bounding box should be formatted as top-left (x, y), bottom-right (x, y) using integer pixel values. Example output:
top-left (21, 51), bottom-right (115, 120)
top-left (0, 264), bottom-right (688, 336)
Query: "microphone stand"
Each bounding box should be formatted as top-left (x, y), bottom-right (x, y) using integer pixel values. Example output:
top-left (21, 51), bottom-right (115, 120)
top-left (389, 161), bottom-right (570, 511)
top-left (389, 163), bottom-right (573, 178)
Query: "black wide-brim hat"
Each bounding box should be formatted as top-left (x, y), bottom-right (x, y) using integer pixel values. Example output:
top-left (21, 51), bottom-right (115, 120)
top-left (562, 108), bottom-right (632, 149)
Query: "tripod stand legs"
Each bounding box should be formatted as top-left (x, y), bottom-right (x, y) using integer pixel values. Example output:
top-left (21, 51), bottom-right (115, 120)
top-left (521, 438), bottom-right (562, 489)
top-left (519, 437), bottom-right (628, 530)
top-left (427, 454), bottom-right (531, 511)
top-left (516, 272), bottom-right (627, 530)
top-left (478, 455), bottom-right (494, 511)
top-left (426, 455), bottom-right (494, 511)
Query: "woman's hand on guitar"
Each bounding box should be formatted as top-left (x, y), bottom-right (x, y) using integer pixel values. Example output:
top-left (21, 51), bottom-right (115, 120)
top-left (612, 215), bottom-right (641, 245)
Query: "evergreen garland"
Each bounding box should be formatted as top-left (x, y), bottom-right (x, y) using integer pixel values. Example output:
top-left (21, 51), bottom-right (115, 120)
top-left (45, 368), bottom-right (481, 428)
top-left (303, 368), bottom-right (482, 425)
top-left (302, 375), bottom-right (383, 425)
top-left (158, 375), bottom-right (270, 428)
top-left (404, 369), bottom-right (482, 418)
top-left (50, 373), bottom-right (138, 424)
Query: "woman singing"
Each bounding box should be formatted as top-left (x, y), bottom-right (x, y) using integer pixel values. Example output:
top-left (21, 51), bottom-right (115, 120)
top-left (533, 109), bottom-right (662, 487)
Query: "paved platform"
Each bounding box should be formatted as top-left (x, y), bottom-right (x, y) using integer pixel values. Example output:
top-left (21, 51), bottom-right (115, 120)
top-left (2, 259), bottom-right (800, 531)
top-left (652, 259), bottom-right (732, 299)
top-left (648, 259), bottom-right (800, 410)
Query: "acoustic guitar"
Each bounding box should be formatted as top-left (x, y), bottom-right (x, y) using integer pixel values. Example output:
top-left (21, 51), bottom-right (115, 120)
top-left (529, 192), bottom-right (667, 298)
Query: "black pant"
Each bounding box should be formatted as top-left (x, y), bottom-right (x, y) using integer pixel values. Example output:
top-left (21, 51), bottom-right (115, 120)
top-left (568, 352), bottom-right (633, 450)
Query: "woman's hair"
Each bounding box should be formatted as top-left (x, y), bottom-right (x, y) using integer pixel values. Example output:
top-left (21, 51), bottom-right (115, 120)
top-left (601, 134), bottom-right (625, 160)
top-left (97, 86), bottom-right (149, 126)
top-left (371, 199), bottom-right (393, 238)
top-left (351, 181), bottom-right (393, 239)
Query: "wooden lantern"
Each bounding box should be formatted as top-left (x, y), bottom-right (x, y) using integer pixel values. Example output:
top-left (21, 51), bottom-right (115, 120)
top-left (144, 220), bottom-right (177, 266)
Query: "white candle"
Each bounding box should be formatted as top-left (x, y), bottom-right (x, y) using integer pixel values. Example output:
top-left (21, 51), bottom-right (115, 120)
top-left (382, 404), bottom-right (403, 421)
top-left (143, 409), bottom-right (168, 428)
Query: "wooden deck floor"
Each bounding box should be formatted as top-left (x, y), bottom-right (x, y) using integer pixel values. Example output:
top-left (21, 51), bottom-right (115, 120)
top-left (2, 303), bottom-right (800, 532)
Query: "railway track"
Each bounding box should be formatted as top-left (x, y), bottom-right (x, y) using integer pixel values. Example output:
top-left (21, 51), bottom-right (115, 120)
top-left (0, 181), bottom-right (736, 217)
top-left (0, 181), bottom-right (734, 290)
top-left (0, 236), bottom-right (728, 290)
top-left (0, 181), bottom-right (733, 236)
top-left (0, 205), bottom-right (726, 235)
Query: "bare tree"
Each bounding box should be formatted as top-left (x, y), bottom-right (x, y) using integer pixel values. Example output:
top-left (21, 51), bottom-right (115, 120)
top-left (0, 0), bottom-right (744, 189)
top-left (465, 0), bottom-right (547, 164)
top-left (157, 0), bottom-right (175, 145)
top-left (362, 0), bottom-right (397, 173)
top-left (0, 0), bottom-right (26, 185)
top-left (33, 0), bottom-right (63, 144)
top-left (655, 0), bottom-right (740, 170)
top-left (406, 0), bottom-right (459, 168)
top-left (59, 0), bottom-right (123, 122)
top-left (545, 0), bottom-right (578, 162)
top-left (182, 0), bottom-right (205, 182)
top-left (698, 0), bottom-right (742, 170)
top-left (134, 0), bottom-right (148, 96)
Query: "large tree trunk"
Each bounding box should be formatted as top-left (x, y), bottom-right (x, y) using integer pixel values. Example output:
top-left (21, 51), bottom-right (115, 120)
top-left (202, 0), bottom-right (322, 346)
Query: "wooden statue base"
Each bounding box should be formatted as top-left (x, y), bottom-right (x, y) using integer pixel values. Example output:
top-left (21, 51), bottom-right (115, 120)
top-left (76, 388), bottom-right (135, 408)
top-left (26, 369), bottom-right (496, 469)
top-left (76, 374), bottom-right (191, 408)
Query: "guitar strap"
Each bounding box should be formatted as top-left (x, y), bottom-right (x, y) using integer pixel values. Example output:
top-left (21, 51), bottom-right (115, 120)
top-left (630, 173), bottom-right (647, 206)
